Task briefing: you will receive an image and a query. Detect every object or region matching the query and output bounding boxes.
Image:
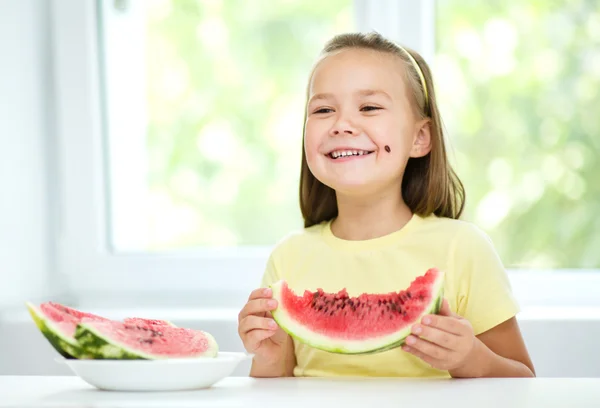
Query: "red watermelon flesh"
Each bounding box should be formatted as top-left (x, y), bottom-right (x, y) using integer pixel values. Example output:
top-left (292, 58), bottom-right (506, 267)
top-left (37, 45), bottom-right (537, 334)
top-left (74, 320), bottom-right (219, 359)
top-left (270, 267), bottom-right (445, 354)
top-left (39, 302), bottom-right (109, 338)
top-left (123, 318), bottom-right (174, 327)
top-left (38, 302), bottom-right (173, 338)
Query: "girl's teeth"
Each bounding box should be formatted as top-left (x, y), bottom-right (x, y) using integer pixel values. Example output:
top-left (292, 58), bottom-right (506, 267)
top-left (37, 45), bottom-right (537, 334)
top-left (330, 150), bottom-right (370, 159)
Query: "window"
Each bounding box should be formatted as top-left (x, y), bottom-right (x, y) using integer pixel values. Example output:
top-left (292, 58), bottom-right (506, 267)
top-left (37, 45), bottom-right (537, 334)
top-left (52, 0), bottom-right (600, 307)
top-left (100, 0), bottom-right (354, 251)
top-left (435, 1), bottom-right (600, 269)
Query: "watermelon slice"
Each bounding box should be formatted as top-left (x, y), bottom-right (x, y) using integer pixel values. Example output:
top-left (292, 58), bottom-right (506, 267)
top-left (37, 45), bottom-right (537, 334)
top-left (270, 267), bottom-right (445, 354)
top-left (26, 302), bottom-right (175, 359)
top-left (26, 302), bottom-right (109, 359)
top-left (74, 320), bottom-right (218, 359)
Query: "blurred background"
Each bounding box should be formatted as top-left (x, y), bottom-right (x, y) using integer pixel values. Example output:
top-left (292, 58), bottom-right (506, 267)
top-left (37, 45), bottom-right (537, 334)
top-left (1, 0), bottom-right (599, 377)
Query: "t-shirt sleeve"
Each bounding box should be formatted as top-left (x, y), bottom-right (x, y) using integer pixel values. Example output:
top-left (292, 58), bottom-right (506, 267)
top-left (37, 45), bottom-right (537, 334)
top-left (451, 224), bottom-right (520, 336)
top-left (260, 252), bottom-right (281, 288)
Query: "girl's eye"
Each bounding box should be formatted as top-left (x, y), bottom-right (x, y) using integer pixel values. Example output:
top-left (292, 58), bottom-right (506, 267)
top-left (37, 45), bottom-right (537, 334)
top-left (313, 108), bottom-right (333, 114)
top-left (361, 105), bottom-right (381, 112)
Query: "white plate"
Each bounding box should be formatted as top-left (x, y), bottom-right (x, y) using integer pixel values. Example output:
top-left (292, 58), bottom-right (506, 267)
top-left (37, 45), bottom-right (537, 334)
top-left (56, 352), bottom-right (252, 392)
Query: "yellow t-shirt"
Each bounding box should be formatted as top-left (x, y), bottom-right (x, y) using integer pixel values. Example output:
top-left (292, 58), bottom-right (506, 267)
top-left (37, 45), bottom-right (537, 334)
top-left (260, 213), bottom-right (520, 378)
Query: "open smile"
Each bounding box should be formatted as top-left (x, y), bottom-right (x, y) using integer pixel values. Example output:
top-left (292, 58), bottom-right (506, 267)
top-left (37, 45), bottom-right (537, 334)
top-left (326, 149), bottom-right (375, 161)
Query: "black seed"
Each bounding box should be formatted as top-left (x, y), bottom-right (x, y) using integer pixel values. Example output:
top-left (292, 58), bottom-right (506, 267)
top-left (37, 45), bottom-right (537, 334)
top-left (419, 294), bottom-right (424, 301)
top-left (140, 338), bottom-right (154, 344)
top-left (407, 292), bottom-right (412, 299)
top-left (341, 303), bottom-right (346, 310)
top-left (330, 310), bottom-right (334, 316)
top-left (378, 300), bottom-right (382, 306)
top-left (390, 303), bottom-right (397, 312)
top-left (318, 305), bottom-right (323, 311)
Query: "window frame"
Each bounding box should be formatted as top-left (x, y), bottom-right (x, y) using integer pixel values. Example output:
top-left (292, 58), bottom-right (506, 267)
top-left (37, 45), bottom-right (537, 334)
top-left (51, 0), bottom-right (600, 308)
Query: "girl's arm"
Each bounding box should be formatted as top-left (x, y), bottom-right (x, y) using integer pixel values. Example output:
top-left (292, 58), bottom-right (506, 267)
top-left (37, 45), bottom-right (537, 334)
top-left (249, 333), bottom-right (296, 378)
top-left (464, 317), bottom-right (535, 378)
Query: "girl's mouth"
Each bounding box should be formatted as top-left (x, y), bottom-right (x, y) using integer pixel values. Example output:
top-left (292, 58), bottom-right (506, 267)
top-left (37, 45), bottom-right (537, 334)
top-left (326, 149), bottom-right (375, 160)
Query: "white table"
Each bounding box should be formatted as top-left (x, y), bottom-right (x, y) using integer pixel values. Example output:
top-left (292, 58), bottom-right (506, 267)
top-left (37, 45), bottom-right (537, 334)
top-left (1, 376), bottom-right (600, 407)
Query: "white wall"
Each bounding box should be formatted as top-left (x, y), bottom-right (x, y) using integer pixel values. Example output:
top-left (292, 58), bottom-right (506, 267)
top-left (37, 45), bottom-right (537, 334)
top-left (0, 0), bottom-right (55, 307)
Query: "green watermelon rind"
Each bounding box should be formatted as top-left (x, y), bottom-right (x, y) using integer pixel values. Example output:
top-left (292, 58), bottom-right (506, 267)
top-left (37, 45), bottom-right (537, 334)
top-left (25, 302), bottom-right (98, 359)
top-left (74, 323), bottom-right (219, 360)
top-left (270, 271), bottom-right (445, 355)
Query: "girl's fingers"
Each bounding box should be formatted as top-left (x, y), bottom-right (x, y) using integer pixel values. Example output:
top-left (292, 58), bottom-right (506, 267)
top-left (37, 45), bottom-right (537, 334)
top-left (403, 335), bottom-right (453, 361)
top-left (239, 315), bottom-right (278, 336)
top-left (412, 324), bottom-right (460, 350)
top-left (238, 298), bottom-right (278, 322)
top-left (248, 287), bottom-right (272, 301)
top-left (421, 314), bottom-right (464, 336)
top-left (245, 329), bottom-right (277, 352)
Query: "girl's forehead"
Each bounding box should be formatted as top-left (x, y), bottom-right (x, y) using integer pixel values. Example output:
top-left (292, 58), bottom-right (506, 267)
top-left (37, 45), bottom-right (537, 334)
top-left (309, 48), bottom-right (407, 96)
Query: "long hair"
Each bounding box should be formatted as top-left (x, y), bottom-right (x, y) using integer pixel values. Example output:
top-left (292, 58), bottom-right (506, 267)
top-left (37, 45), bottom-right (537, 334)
top-left (299, 32), bottom-right (465, 228)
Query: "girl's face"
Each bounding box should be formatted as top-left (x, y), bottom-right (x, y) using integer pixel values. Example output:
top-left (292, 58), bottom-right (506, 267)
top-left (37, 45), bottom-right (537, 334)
top-left (304, 48), bottom-right (431, 197)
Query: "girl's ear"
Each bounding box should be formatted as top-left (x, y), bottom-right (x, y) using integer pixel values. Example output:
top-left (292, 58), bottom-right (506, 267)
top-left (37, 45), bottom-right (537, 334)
top-left (410, 118), bottom-right (432, 158)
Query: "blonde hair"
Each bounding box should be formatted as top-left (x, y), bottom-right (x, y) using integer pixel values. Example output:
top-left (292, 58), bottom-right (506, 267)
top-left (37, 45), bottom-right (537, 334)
top-left (299, 32), bottom-right (465, 228)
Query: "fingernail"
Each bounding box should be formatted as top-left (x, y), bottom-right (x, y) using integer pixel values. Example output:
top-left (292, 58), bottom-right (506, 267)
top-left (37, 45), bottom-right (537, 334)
top-left (268, 320), bottom-right (277, 328)
top-left (406, 336), bottom-right (416, 345)
top-left (263, 288), bottom-right (272, 296)
top-left (422, 317), bottom-right (431, 325)
top-left (413, 326), bottom-right (422, 335)
top-left (268, 300), bottom-right (277, 308)
top-left (403, 346), bottom-right (411, 352)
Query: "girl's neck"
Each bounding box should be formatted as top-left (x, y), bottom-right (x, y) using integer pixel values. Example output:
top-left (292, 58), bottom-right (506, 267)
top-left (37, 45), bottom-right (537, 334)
top-left (330, 190), bottom-right (413, 241)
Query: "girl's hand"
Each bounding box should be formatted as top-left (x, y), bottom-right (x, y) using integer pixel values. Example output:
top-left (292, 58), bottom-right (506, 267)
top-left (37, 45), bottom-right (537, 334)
top-left (402, 298), bottom-right (485, 377)
top-left (238, 287), bottom-right (288, 366)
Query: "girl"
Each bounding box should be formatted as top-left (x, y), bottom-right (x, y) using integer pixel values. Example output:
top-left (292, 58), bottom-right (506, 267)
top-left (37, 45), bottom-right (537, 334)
top-left (237, 32), bottom-right (535, 378)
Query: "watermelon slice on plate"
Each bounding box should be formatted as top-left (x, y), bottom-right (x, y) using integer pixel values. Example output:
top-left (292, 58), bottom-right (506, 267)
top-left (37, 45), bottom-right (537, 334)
top-left (26, 302), bottom-right (176, 359)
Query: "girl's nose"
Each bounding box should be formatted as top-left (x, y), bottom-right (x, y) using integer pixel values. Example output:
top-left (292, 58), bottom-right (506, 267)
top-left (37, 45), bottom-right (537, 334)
top-left (329, 116), bottom-right (359, 136)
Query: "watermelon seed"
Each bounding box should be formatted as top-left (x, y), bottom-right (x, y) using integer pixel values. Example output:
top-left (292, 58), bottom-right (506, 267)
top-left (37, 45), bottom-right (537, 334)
top-left (407, 292), bottom-right (412, 299)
